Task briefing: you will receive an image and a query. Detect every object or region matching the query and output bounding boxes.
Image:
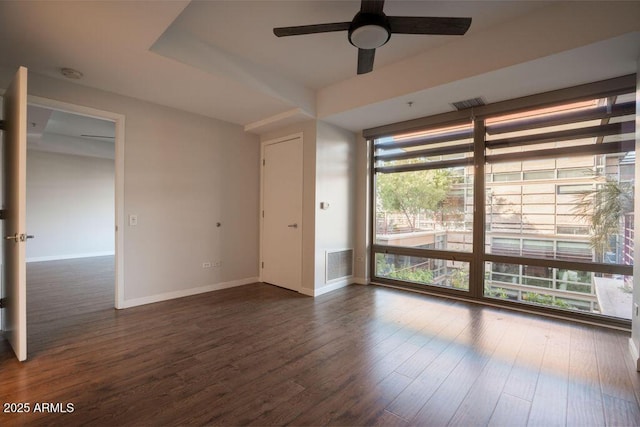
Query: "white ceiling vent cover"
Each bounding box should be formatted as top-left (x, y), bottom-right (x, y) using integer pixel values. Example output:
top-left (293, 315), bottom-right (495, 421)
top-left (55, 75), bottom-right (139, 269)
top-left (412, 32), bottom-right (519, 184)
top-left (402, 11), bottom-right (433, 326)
top-left (326, 249), bottom-right (354, 283)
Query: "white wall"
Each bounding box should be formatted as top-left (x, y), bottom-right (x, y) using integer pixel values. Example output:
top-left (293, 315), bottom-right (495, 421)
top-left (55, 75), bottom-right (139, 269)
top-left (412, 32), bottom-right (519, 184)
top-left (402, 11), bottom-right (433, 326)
top-left (314, 121), bottom-right (357, 294)
top-left (354, 134), bottom-right (369, 284)
top-left (0, 67), bottom-right (261, 306)
top-left (26, 150), bottom-right (114, 262)
top-left (260, 119), bottom-right (358, 296)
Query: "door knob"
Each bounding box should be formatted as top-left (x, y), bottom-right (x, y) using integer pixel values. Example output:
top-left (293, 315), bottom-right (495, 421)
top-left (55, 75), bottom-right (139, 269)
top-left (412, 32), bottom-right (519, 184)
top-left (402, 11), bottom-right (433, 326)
top-left (287, 223), bottom-right (298, 228)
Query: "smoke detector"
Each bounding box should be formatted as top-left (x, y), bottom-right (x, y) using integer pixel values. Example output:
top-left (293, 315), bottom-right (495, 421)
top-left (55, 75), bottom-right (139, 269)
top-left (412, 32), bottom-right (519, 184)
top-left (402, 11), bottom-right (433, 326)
top-left (60, 68), bottom-right (83, 80)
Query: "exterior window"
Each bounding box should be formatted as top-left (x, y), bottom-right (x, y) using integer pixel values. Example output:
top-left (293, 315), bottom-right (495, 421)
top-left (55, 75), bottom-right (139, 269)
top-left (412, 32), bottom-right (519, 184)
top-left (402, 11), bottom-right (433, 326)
top-left (375, 253), bottom-right (469, 291)
top-left (558, 168), bottom-right (594, 179)
top-left (524, 170), bottom-right (554, 180)
top-left (373, 121), bottom-right (474, 293)
top-left (557, 184), bottom-right (593, 194)
top-left (493, 172), bottom-right (521, 182)
top-left (370, 80), bottom-right (635, 323)
top-left (522, 240), bottom-right (554, 259)
top-left (556, 241), bottom-right (592, 261)
top-left (484, 92), bottom-right (634, 318)
top-left (556, 225), bottom-right (589, 235)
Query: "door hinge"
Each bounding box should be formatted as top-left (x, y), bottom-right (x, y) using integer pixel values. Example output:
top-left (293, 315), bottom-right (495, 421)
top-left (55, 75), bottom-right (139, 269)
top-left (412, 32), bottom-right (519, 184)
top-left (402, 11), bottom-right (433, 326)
top-left (263, 159), bottom-right (265, 166)
top-left (261, 262), bottom-right (264, 269)
top-left (262, 210), bottom-right (264, 218)
top-left (0, 120), bottom-right (5, 131)
top-left (0, 298), bottom-right (5, 309)
top-left (0, 209), bottom-right (6, 220)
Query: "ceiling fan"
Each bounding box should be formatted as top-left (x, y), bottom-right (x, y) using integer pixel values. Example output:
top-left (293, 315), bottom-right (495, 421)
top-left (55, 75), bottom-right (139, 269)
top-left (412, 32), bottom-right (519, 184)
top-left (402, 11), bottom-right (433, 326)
top-left (273, 0), bottom-right (472, 75)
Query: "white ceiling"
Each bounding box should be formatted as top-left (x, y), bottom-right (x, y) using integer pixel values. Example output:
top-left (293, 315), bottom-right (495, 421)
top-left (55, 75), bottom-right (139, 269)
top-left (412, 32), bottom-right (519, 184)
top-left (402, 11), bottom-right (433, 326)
top-left (27, 105), bottom-right (115, 159)
top-left (0, 1), bottom-right (638, 134)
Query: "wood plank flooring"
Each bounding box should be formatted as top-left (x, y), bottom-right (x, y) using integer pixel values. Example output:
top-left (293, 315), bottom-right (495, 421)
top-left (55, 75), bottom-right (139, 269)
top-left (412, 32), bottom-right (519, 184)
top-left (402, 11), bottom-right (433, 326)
top-left (1, 256), bottom-right (639, 426)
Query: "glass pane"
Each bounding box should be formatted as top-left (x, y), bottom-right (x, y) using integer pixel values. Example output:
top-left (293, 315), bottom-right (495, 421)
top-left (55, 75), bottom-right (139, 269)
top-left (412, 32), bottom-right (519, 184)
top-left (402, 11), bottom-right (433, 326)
top-left (376, 166), bottom-right (473, 251)
top-left (376, 253), bottom-right (469, 291)
top-left (485, 261), bottom-right (633, 319)
top-left (524, 170), bottom-right (554, 180)
top-left (486, 152), bottom-right (634, 265)
top-left (493, 172), bottom-right (521, 182)
top-left (375, 123), bottom-right (473, 169)
top-left (558, 168), bottom-right (595, 179)
top-left (486, 97), bottom-right (635, 156)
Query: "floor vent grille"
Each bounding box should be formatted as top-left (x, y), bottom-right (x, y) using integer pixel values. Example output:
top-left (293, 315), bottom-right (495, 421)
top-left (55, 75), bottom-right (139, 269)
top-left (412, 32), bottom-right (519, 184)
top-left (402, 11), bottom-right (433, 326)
top-left (326, 249), bottom-right (353, 283)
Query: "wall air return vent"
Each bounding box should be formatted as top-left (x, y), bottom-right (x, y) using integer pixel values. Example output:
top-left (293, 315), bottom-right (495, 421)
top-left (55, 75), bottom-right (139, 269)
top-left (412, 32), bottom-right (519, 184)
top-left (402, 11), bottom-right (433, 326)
top-left (326, 249), bottom-right (354, 283)
top-left (451, 97), bottom-right (486, 111)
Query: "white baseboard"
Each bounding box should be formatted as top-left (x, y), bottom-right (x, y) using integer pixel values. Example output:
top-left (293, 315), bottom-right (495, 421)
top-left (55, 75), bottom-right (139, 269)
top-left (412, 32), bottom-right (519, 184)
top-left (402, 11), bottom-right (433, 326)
top-left (27, 251), bottom-right (115, 263)
top-left (119, 276), bottom-right (259, 309)
top-left (352, 276), bottom-right (368, 285)
top-left (629, 338), bottom-right (640, 372)
top-left (299, 287), bottom-right (314, 297)
top-left (299, 278), bottom-right (353, 297)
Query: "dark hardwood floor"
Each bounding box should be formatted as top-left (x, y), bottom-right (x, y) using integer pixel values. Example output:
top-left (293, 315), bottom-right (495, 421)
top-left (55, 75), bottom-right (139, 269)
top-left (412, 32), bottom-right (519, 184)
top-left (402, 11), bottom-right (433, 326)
top-left (1, 256), bottom-right (639, 426)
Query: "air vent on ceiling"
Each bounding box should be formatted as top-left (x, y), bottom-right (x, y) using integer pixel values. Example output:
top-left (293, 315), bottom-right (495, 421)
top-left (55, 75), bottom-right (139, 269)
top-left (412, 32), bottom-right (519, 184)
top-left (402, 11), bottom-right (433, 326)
top-left (326, 249), bottom-right (353, 283)
top-left (451, 97), bottom-right (486, 111)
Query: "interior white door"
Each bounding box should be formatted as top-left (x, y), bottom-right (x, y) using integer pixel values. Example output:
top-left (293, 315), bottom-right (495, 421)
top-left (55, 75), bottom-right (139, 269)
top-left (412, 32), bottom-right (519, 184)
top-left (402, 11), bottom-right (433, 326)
top-left (1, 66), bottom-right (28, 361)
top-left (262, 136), bottom-right (303, 292)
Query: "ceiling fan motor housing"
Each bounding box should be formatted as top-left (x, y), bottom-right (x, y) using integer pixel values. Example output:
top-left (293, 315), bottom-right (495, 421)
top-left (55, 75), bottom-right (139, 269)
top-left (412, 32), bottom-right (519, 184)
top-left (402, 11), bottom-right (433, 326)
top-left (348, 12), bottom-right (391, 49)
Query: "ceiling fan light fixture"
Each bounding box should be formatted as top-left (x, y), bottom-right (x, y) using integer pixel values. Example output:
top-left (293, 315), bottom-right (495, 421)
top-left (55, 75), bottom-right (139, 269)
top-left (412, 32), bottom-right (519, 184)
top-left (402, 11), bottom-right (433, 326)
top-left (349, 24), bottom-right (390, 49)
top-left (348, 11), bottom-right (390, 50)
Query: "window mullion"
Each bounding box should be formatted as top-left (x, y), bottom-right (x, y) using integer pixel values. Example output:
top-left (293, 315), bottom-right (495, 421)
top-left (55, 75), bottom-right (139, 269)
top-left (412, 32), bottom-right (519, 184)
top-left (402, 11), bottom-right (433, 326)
top-left (471, 118), bottom-right (486, 298)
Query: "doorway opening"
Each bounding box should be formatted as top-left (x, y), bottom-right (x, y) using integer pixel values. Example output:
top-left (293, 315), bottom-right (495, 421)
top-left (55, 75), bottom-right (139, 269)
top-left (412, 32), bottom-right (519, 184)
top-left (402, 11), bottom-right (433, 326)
top-left (24, 97), bottom-right (124, 353)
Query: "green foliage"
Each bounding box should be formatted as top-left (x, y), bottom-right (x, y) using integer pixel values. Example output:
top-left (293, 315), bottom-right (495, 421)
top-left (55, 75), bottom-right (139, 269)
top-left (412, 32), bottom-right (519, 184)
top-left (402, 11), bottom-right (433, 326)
top-left (375, 254), bottom-right (434, 284)
top-left (574, 180), bottom-right (634, 258)
top-left (522, 292), bottom-right (572, 309)
top-left (449, 268), bottom-right (469, 290)
top-left (485, 286), bottom-right (508, 299)
top-left (388, 268), bottom-right (434, 284)
top-left (377, 167), bottom-right (453, 231)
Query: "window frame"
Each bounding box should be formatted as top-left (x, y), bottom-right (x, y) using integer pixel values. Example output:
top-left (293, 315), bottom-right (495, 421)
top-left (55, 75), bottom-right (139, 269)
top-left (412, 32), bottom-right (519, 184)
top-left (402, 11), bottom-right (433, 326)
top-left (367, 74), bottom-right (636, 329)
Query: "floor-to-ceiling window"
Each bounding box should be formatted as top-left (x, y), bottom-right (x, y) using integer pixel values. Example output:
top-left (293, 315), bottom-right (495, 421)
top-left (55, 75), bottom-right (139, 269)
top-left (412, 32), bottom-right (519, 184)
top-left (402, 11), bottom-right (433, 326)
top-left (373, 121), bottom-right (474, 292)
top-left (368, 75), bottom-right (636, 326)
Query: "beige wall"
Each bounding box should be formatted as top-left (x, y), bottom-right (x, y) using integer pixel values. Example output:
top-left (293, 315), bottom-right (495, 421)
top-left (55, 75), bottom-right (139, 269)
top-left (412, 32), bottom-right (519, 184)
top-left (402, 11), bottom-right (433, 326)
top-left (26, 150), bottom-right (114, 262)
top-left (0, 66), bottom-right (261, 305)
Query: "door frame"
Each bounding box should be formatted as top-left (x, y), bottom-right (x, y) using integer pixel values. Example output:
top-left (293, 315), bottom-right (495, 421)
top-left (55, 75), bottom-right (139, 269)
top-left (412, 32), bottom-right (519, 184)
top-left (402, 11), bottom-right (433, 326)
top-left (27, 95), bottom-right (125, 309)
top-left (259, 132), bottom-right (303, 287)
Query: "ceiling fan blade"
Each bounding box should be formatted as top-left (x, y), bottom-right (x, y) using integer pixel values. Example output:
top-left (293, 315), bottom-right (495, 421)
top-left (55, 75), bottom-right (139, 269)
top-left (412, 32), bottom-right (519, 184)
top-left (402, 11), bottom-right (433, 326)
top-left (274, 22), bottom-right (351, 37)
top-left (361, 0), bottom-right (385, 14)
top-left (357, 48), bottom-right (376, 75)
top-left (388, 16), bottom-right (472, 35)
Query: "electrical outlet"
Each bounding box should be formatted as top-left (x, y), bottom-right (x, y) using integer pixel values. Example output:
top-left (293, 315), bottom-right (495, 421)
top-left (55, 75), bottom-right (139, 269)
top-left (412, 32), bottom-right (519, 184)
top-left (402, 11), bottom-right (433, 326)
top-left (202, 262), bottom-right (211, 268)
top-left (213, 261), bottom-right (222, 268)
